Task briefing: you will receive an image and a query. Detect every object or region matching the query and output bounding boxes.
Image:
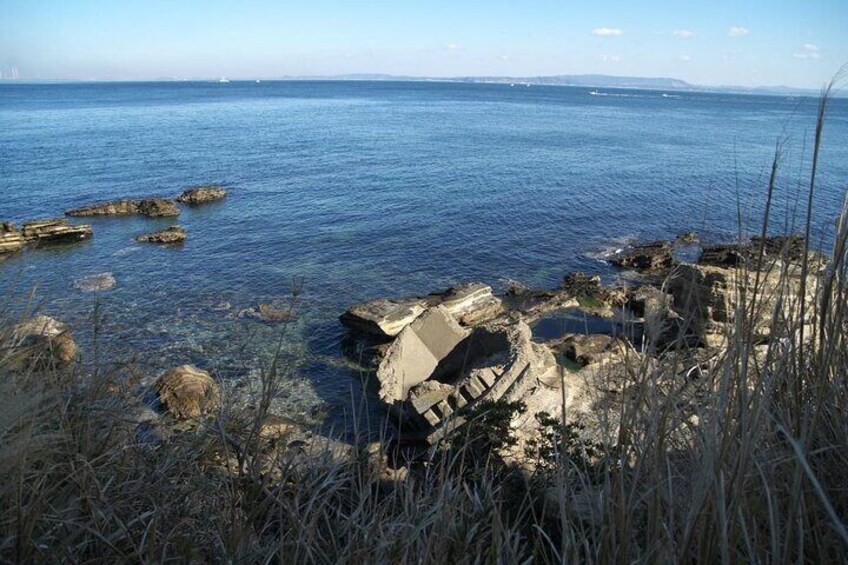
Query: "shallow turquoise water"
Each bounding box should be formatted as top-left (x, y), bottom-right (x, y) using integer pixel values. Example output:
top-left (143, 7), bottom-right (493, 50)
top-left (2, 80), bottom-right (846, 432)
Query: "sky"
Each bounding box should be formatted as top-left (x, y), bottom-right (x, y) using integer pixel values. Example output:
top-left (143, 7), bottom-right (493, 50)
top-left (1, 0), bottom-right (846, 88)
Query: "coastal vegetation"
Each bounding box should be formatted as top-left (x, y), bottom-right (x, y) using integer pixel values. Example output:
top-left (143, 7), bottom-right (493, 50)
top-left (2, 90), bottom-right (847, 565)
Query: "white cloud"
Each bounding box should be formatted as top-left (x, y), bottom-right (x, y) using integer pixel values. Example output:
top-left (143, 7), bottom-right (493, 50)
top-left (592, 28), bottom-right (623, 37)
top-left (679, 55), bottom-right (692, 62)
top-left (601, 54), bottom-right (621, 62)
top-left (445, 43), bottom-right (463, 51)
top-left (673, 29), bottom-right (695, 39)
top-left (498, 54), bottom-right (510, 61)
top-left (728, 27), bottom-right (750, 37)
top-left (794, 43), bottom-right (821, 59)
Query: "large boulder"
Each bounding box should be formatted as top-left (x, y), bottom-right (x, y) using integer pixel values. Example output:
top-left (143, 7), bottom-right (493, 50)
top-left (66, 198), bottom-right (180, 218)
top-left (20, 219), bottom-right (93, 244)
top-left (176, 186), bottom-right (227, 205)
top-left (340, 282), bottom-right (502, 338)
top-left (135, 225), bottom-right (187, 244)
top-left (376, 306), bottom-right (469, 402)
top-left (155, 365), bottom-right (221, 420)
top-left (7, 316), bottom-right (78, 369)
top-left (0, 222), bottom-right (25, 254)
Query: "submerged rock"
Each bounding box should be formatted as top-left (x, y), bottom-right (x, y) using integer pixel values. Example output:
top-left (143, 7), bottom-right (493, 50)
top-left (66, 198), bottom-right (180, 218)
top-left (7, 315), bottom-right (78, 369)
top-left (176, 186), bottom-right (227, 205)
top-left (74, 272), bottom-right (117, 292)
top-left (155, 365), bottom-right (221, 420)
top-left (237, 303), bottom-right (296, 323)
top-left (135, 225), bottom-right (187, 244)
top-left (21, 219), bottom-right (93, 244)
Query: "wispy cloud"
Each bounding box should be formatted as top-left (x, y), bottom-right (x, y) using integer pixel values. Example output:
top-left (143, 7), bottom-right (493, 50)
top-left (728, 27), bottom-right (750, 37)
top-left (679, 55), bottom-right (692, 62)
top-left (673, 29), bottom-right (695, 39)
top-left (601, 54), bottom-right (621, 62)
top-left (444, 43), bottom-right (463, 51)
top-left (498, 54), bottom-right (510, 61)
top-left (794, 43), bottom-right (820, 59)
top-left (592, 28), bottom-right (623, 37)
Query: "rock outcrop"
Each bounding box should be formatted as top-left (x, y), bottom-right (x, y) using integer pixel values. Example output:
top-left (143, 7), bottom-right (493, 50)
top-left (340, 283), bottom-right (502, 338)
top-left (7, 316), bottom-right (78, 369)
top-left (155, 365), bottom-right (221, 420)
top-left (66, 198), bottom-right (180, 218)
top-left (20, 219), bottom-right (93, 244)
top-left (176, 186), bottom-right (227, 205)
top-left (609, 240), bottom-right (674, 274)
top-left (73, 273), bottom-right (117, 292)
top-left (668, 251), bottom-right (820, 348)
top-left (0, 222), bottom-right (25, 254)
top-left (135, 225), bottom-right (187, 244)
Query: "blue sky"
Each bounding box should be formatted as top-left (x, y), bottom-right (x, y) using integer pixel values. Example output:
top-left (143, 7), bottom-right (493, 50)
top-left (1, 0), bottom-right (846, 87)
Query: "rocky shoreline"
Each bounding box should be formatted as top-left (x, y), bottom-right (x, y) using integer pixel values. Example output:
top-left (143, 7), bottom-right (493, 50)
top-left (1, 228), bottom-right (824, 472)
top-left (336, 233), bottom-right (822, 448)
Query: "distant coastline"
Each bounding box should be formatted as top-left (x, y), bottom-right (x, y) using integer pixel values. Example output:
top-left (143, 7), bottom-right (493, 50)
top-left (1, 73), bottom-right (840, 98)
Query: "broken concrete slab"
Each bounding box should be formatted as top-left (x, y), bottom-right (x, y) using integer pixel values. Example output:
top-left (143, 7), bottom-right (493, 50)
top-left (376, 306), bottom-right (469, 402)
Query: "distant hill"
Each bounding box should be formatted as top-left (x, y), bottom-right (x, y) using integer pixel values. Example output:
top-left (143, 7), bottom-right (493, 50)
top-left (293, 73), bottom-right (828, 98)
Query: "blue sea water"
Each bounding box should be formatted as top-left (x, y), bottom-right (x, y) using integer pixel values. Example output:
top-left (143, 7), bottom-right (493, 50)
top-left (1, 80), bottom-right (847, 431)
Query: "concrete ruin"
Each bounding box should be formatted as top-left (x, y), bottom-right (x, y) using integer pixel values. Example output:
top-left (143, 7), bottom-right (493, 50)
top-left (375, 307), bottom-right (558, 441)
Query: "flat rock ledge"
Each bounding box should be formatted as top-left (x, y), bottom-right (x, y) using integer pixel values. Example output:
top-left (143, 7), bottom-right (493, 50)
top-left (136, 225), bottom-right (187, 244)
top-left (66, 198), bottom-right (180, 218)
top-left (176, 186), bottom-right (227, 205)
top-left (0, 219), bottom-right (93, 254)
top-left (340, 282), bottom-right (503, 338)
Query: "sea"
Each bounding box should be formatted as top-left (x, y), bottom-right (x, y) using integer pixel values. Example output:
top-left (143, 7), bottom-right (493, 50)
top-left (1, 80), bottom-right (847, 434)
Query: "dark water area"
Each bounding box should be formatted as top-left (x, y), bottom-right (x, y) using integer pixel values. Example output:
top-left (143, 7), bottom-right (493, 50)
top-left (2, 80), bottom-right (847, 434)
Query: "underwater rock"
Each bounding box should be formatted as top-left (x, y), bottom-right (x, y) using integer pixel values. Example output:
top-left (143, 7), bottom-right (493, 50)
top-left (135, 225), bottom-right (187, 244)
top-left (74, 272), bottom-right (117, 292)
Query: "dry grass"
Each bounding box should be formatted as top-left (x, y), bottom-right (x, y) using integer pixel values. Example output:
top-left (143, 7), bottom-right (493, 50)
top-left (2, 85), bottom-right (848, 564)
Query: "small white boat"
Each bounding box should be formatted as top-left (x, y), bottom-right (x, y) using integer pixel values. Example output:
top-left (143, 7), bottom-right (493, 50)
top-left (217, 77), bottom-right (230, 83)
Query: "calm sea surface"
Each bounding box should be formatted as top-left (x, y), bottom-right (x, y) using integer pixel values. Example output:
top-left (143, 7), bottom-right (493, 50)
top-left (2, 81), bottom-right (847, 431)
